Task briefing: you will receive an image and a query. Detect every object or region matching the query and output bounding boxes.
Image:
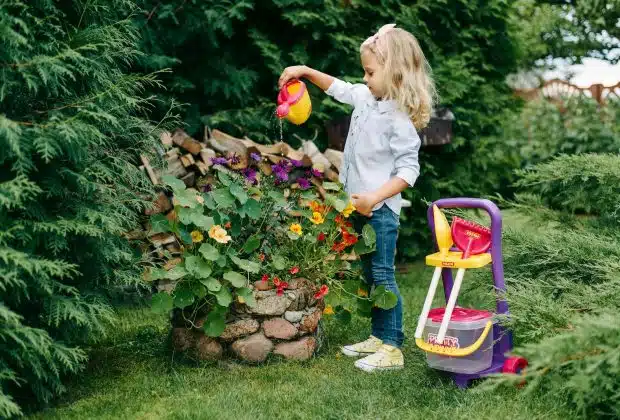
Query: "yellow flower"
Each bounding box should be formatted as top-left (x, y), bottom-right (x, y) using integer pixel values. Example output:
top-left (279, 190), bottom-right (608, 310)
top-left (310, 211), bottom-right (325, 225)
top-left (342, 201), bottom-right (356, 218)
top-left (357, 288), bottom-right (368, 297)
top-left (237, 295), bottom-right (246, 304)
top-left (323, 305), bottom-right (335, 315)
top-left (289, 223), bottom-right (303, 236)
top-left (208, 225), bottom-right (232, 244)
top-left (191, 230), bottom-right (204, 243)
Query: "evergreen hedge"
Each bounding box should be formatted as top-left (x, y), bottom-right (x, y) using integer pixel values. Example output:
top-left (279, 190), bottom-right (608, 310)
top-left (0, 1), bottom-right (174, 416)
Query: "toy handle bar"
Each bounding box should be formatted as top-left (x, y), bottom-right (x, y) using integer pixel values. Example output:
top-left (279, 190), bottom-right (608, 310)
top-left (427, 198), bottom-right (509, 316)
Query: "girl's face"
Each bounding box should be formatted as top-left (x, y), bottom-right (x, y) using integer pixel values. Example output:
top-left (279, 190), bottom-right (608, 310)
top-left (361, 49), bottom-right (385, 99)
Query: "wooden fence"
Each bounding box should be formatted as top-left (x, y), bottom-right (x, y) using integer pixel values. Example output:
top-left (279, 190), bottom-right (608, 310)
top-left (515, 79), bottom-right (620, 105)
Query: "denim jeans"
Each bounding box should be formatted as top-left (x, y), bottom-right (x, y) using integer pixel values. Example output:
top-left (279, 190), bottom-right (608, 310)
top-left (353, 204), bottom-right (404, 348)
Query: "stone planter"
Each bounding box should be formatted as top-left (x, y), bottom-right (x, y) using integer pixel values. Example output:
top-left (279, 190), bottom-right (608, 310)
top-left (169, 278), bottom-right (324, 363)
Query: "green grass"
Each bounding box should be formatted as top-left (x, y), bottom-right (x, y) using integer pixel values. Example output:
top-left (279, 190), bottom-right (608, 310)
top-left (30, 210), bottom-right (571, 419)
top-left (31, 259), bottom-right (571, 420)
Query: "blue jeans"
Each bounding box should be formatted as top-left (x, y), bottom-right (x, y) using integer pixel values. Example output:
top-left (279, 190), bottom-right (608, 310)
top-left (354, 204), bottom-right (404, 348)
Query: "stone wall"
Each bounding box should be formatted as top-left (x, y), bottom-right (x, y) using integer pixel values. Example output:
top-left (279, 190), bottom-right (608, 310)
top-left (170, 278), bottom-right (324, 363)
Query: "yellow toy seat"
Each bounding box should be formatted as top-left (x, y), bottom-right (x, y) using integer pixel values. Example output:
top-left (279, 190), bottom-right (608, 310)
top-left (425, 251), bottom-right (492, 269)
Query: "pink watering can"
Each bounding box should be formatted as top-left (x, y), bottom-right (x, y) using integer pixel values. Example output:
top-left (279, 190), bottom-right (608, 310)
top-left (276, 79), bottom-right (312, 125)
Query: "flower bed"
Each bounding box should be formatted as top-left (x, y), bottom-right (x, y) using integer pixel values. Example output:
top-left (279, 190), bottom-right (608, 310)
top-left (144, 153), bottom-right (397, 362)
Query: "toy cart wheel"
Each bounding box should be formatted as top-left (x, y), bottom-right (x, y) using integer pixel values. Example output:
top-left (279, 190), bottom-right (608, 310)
top-left (503, 357), bottom-right (528, 387)
top-left (502, 356), bottom-right (528, 374)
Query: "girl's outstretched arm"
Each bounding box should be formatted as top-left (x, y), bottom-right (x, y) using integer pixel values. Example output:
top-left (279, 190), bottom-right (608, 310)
top-left (279, 65), bottom-right (333, 91)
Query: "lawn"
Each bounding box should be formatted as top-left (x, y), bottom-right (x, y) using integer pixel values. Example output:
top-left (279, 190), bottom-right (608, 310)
top-left (31, 211), bottom-right (572, 420)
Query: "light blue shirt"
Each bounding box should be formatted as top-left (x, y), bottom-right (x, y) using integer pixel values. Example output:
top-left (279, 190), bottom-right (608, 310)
top-left (326, 78), bottom-right (421, 216)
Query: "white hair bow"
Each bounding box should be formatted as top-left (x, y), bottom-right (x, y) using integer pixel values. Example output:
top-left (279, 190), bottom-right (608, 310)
top-left (361, 23), bottom-right (396, 48)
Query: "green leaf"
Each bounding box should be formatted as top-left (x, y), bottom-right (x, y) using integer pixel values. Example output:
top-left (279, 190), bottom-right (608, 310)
top-left (146, 267), bottom-right (168, 281)
top-left (272, 255), bottom-right (287, 270)
top-left (268, 190), bottom-right (287, 206)
top-left (166, 264), bottom-right (188, 280)
top-left (301, 190), bottom-right (317, 200)
top-left (203, 311), bottom-right (226, 337)
top-left (362, 224), bottom-right (376, 247)
top-left (287, 231), bottom-right (301, 240)
top-left (230, 255), bottom-right (260, 273)
top-left (236, 287), bottom-right (256, 308)
top-left (178, 228), bottom-right (193, 245)
top-left (322, 182), bottom-right (341, 191)
top-left (177, 207), bottom-right (193, 225)
top-left (229, 183), bottom-right (248, 204)
top-left (356, 299), bottom-right (373, 318)
top-left (216, 254), bottom-right (228, 268)
top-left (185, 256), bottom-right (212, 278)
top-left (151, 292), bottom-right (173, 313)
top-left (191, 212), bottom-right (214, 229)
top-left (230, 214), bottom-right (242, 237)
top-left (353, 240), bottom-right (375, 256)
top-left (326, 194), bottom-right (346, 212)
top-left (371, 286), bottom-right (398, 310)
top-left (203, 193), bottom-right (216, 209)
top-left (150, 214), bottom-right (170, 233)
top-left (199, 243), bottom-right (220, 261)
top-left (247, 187), bottom-right (262, 197)
top-left (176, 189), bottom-right (199, 208)
top-left (242, 235), bottom-right (261, 253)
top-left (343, 279), bottom-right (360, 295)
top-left (239, 198), bottom-right (261, 220)
top-left (174, 287), bottom-right (195, 308)
top-left (162, 175), bottom-right (186, 192)
top-left (212, 189), bottom-right (236, 208)
top-left (192, 282), bottom-right (207, 299)
top-left (304, 234), bottom-right (317, 244)
top-left (223, 271), bottom-right (246, 287)
top-left (335, 306), bottom-right (352, 323)
top-left (218, 171), bottom-right (233, 186)
top-left (200, 277), bottom-right (222, 292)
top-left (214, 287), bottom-right (232, 307)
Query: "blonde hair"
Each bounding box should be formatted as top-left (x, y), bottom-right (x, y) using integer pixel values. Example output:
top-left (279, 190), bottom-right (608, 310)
top-left (360, 24), bottom-right (436, 130)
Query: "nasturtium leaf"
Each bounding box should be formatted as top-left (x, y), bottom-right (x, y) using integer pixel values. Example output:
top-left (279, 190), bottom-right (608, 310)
top-left (203, 311), bottom-right (226, 337)
top-left (229, 183), bottom-right (248, 204)
top-left (173, 287), bottom-right (195, 308)
top-left (150, 214), bottom-right (170, 233)
top-left (362, 224), bottom-right (377, 247)
top-left (199, 243), bottom-right (220, 261)
top-left (230, 255), bottom-right (260, 273)
top-left (223, 271), bottom-right (246, 287)
top-left (371, 285), bottom-right (398, 310)
top-left (151, 292), bottom-right (173, 313)
top-left (322, 182), bottom-right (341, 191)
top-left (212, 189), bottom-right (236, 208)
top-left (214, 287), bottom-right (232, 307)
top-left (236, 287), bottom-right (256, 308)
top-left (200, 277), bottom-right (222, 292)
top-left (242, 235), bottom-right (261, 253)
top-left (161, 175), bottom-right (186, 192)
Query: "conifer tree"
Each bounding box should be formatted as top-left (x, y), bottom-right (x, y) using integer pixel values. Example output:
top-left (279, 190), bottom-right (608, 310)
top-left (0, 1), bottom-right (174, 415)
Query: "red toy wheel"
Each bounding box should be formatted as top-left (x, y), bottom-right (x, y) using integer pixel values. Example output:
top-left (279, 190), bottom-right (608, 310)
top-left (502, 356), bottom-right (528, 374)
top-left (503, 357), bottom-right (528, 387)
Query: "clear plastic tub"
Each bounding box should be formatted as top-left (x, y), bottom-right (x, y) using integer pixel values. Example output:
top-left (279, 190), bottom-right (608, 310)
top-left (422, 307), bottom-right (494, 374)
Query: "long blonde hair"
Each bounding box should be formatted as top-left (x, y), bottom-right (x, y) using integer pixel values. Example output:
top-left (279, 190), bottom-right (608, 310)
top-left (360, 24), bottom-right (436, 130)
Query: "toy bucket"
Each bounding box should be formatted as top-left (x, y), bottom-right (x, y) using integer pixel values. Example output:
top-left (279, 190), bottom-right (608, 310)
top-left (422, 307), bottom-right (494, 374)
top-left (276, 80), bottom-right (312, 125)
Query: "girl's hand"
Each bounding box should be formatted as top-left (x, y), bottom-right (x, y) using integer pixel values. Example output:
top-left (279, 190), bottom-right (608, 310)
top-left (351, 193), bottom-right (379, 217)
top-left (279, 65), bottom-right (307, 88)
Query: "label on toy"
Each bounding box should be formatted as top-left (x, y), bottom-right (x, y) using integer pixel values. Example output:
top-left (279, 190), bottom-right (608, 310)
top-left (427, 333), bottom-right (460, 348)
top-left (441, 261), bottom-right (455, 267)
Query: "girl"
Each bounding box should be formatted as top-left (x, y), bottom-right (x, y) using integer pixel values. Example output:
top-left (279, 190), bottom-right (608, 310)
top-left (278, 24), bottom-right (435, 371)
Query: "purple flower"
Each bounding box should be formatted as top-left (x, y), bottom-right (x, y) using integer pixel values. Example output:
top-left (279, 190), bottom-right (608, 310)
top-left (271, 164), bottom-right (289, 182)
top-left (228, 153), bottom-right (241, 165)
top-left (290, 159), bottom-right (302, 168)
top-left (201, 184), bottom-right (212, 193)
top-left (297, 177), bottom-right (311, 190)
top-left (250, 152), bottom-right (261, 162)
top-left (311, 168), bottom-right (323, 178)
top-left (242, 168), bottom-right (257, 184)
top-left (211, 157), bottom-right (228, 166)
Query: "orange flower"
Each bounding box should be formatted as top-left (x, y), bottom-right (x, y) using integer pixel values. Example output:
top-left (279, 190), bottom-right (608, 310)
top-left (259, 253), bottom-right (266, 262)
top-left (289, 266), bottom-right (300, 275)
top-left (323, 305), bottom-right (335, 315)
top-left (224, 221), bottom-right (232, 229)
top-left (357, 288), bottom-right (369, 297)
top-left (309, 200), bottom-right (326, 214)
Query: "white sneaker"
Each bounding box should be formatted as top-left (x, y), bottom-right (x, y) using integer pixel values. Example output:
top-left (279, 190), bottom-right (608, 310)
top-left (354, 344), bottom-right (404, 372)
top-left (341, 335), bottom-right (383, 357)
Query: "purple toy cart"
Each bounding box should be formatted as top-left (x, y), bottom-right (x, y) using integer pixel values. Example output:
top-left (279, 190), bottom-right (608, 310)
top-left (420, 198), bottom-right (527, 389)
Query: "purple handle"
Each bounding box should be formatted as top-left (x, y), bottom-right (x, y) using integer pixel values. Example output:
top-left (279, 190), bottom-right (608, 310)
top-left (427, 198), bottom-right (509, 316)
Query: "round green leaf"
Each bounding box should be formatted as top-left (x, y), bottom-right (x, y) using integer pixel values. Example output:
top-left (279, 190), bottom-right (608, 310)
top-left (192, 283), bottom-right (207, 299)
top-left (199, 243), bottom-right (220, 261)
top-left (242, 235), bottom-right (261, 254)
top-left (371, 286), bottom-right (398, 310)
top-left (200, 277), bottom-right (222, 292)
top-left (214, 287), bottom-right (232, 307)
top-left (166, 264), bottom-right (188, 280)
top-left (212, 189), bottom-right (236, 208)
top-left (229, 183), bottom-right (248, 204)
top-left (272, 255), bottom-right (287, 270)
top-left (203, 312), bottom-right (226, 337)
top-left (322, 182), bottom-right (341, 191)
top-left (230, 255), bottom-right (260, 273)
top-left (173, 288), bottom-right (195, 308)
top-left (151, 292), bottom-right (173, 313)
top-left (362, 224), bottom-right (377, 247)
top-left (240, 199), bottom-right (261, 220)
top-left (186, 255), bottom-right (213, 278)
top-left (217, 171), bottom-right (233, 186)
top-left (150, 214), bottom-right (171, 233)
top-left (236, 287), bottom-right (256, 308)
top-left (223, 271), bottom-right (246, 287)
top-left (162, 175), bottom-right (186, 192)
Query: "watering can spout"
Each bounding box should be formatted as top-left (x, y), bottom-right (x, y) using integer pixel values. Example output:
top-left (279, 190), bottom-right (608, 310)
top-left (276, 79), bottom-right (312, 125)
